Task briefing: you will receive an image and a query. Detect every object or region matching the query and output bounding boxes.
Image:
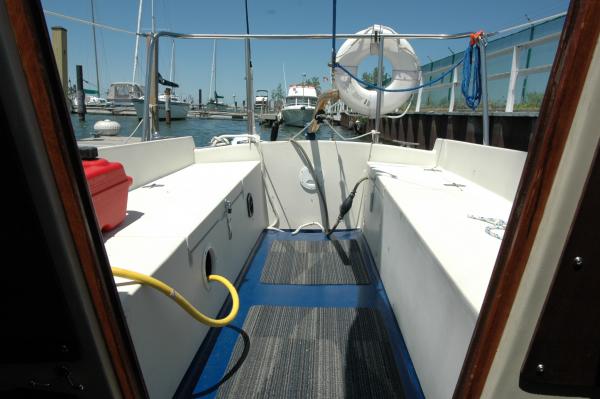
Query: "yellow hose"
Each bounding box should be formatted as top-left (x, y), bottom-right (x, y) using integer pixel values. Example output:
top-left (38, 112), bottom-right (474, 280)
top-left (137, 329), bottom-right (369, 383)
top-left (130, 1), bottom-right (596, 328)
top-left (111, 267), bottom-right (239, 327)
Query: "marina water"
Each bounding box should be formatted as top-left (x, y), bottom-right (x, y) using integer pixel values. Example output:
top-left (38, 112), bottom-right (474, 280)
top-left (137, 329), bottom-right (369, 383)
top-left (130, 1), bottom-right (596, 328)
top-left (71, 114), bottom-right (355, 147)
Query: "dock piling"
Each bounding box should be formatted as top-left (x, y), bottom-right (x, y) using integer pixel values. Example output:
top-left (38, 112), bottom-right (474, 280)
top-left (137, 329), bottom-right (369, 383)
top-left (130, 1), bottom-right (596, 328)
top-left (76, 65), bottom-right (85, 121)
top-left (51, 27), bottom-right (68, 99)
top-left (165, 87), bottom-right (172, 124)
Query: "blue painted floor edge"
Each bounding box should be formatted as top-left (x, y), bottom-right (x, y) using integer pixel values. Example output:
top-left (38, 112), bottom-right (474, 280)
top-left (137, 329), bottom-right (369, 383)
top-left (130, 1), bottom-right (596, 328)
top-left (178, 229), bottom-right (425, 399)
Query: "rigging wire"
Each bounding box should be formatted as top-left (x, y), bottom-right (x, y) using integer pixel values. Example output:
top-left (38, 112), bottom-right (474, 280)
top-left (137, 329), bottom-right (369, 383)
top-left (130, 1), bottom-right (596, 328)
top-left (490, 11), bottom-right (566, 37)
top-left (43, 9), bottom-right (142, 36)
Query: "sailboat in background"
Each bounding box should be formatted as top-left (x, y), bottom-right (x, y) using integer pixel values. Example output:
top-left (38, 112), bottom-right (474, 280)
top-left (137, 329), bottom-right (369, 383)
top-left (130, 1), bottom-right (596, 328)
top-left (130, 0), bottom-right (189, 119)
top-left (206, 40), bottom-right (227, 110)
top-left (105, 0), bottom-right (145, 109)
top-left (71, 0), bottom-right (113, 111)
top-left (132, 65), bottom-right (190, 120)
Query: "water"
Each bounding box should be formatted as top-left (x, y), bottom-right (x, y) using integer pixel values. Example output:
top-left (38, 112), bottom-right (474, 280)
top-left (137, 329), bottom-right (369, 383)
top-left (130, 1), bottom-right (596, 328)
top-left (71, 114), bottom-right (355, 147)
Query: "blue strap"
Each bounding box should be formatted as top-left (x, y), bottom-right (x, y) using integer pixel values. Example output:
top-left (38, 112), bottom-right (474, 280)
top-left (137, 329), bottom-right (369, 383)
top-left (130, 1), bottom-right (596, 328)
top-left (333, 58), bottom-right (463, 93)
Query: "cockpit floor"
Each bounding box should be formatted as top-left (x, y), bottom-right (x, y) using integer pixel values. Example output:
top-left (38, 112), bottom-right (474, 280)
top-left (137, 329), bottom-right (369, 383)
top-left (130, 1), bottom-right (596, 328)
top-left (176, 230), bottom-right (424, 399)
top-left (261, 239), bottom-right (369, 285)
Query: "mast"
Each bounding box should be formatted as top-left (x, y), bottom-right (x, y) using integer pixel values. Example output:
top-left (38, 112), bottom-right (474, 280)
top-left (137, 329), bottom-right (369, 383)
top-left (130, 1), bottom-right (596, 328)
top-left (90, 0), bottom-right (101, 97)
top-left (132, 0), bottom-right (143, 84)
top-left (283, 63), bottom-right (287, 89)
top-left (169, 40), bottom-right (175, 82)
top-left (151, 0), bottom-right (156, 33)
top-left (214, 41), bottom-right (218, 102)
top-left (244, 0), bottom-right (255, 134)
top-left (209, 40), bottom-right (216, 102)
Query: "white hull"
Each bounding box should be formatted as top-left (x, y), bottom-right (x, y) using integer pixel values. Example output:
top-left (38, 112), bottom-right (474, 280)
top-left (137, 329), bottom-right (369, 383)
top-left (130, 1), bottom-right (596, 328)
top-left (281, 106), bottom-right (314, 127)
top-left (133, 100), bottom-right (190, 120)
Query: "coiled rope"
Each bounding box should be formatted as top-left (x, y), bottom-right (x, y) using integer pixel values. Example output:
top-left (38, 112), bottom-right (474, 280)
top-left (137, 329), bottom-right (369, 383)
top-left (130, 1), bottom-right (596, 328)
top-left (461, 31), bottom-right (483, 110)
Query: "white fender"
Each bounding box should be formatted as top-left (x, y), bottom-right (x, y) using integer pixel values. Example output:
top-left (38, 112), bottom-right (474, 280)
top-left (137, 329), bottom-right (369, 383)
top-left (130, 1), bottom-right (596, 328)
top-left (93, 119), bottom-right (121, 136)
top-left (333, 25), bottom-right (420, 117)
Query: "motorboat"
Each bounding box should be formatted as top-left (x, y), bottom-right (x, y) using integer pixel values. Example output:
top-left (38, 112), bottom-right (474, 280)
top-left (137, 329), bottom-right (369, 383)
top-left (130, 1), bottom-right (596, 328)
top-left (107, 82), bottom-right (145, 107)
top-left (280, 84), bottom-right (318, 127)
top-left (254, 89), bottom-right (269, 114)
top-left (86, 96), bottom-right (113, 107)
top-left (4, 2), bottom-right (600, 399)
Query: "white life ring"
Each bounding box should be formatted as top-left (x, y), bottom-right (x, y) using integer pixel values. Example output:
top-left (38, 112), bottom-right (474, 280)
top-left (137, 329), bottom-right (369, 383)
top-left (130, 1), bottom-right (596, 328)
top-left (333, 25), bottom-right (420, 117)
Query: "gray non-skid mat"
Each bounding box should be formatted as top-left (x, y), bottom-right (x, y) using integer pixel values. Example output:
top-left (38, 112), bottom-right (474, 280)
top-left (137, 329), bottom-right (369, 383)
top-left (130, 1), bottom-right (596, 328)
top-left (260, 239), bottom-right (369, 285)
top-left (216, 306), bottom-right (404, 398)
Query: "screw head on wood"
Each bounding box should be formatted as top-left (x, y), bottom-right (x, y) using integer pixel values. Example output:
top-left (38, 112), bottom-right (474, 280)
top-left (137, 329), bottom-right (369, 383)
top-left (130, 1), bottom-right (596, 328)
top-left (536, 363), bottom-right (544, 374)
top-left (573, 256), bottom-right (583, 270)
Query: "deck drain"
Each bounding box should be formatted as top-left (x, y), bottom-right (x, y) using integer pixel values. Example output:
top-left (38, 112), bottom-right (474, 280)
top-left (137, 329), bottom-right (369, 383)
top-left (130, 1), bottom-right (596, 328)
top-left (202, 247), bottom-right (215, 290)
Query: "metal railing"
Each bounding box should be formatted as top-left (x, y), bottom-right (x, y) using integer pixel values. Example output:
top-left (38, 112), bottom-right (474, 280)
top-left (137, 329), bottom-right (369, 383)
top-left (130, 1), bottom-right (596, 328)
top-left (416, 17), bottom-right (564, 113)
top-left (43, 7), bottom-right (566, 143)
top-left (141, 30), bottom-right (490, 144)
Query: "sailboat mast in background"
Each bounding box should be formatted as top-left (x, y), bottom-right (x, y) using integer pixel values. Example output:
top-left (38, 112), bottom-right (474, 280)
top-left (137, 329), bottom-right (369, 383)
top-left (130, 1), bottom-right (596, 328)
top-left (169, 40), bottom-right (176, 86)
top-left (209, 39), bottom-right (216, 103)
top-left (151, 0), bottom-right (156, 33)
top-left (132, 0), bottom-right (143, 84)
top-left (90, 0), bottom-right (101, 96)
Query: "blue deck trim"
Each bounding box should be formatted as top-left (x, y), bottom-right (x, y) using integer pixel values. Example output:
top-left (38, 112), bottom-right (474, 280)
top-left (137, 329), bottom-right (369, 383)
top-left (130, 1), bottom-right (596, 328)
top-left (181, 230), bottom-right (425, 399)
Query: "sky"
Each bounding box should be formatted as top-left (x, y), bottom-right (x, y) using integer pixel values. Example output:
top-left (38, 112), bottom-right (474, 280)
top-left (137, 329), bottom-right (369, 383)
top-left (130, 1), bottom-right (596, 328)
top-left (41, 0), bottom-right (569, 105)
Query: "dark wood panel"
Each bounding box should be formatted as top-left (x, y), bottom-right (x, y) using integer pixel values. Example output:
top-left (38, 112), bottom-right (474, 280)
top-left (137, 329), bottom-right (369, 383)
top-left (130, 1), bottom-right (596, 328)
top-left (520, 144), bottom-right (600, 397)
top-left (4, 0), bottom-right (147, 397)
top-left (454, 1), bottom-right (600, 397)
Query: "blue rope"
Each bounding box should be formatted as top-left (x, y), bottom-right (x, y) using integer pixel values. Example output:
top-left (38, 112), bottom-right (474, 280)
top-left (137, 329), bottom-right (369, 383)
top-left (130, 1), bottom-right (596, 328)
top-left (461, 44), bottom-right (481, 110)
top-left (333, 58), bottom-right (463, 93)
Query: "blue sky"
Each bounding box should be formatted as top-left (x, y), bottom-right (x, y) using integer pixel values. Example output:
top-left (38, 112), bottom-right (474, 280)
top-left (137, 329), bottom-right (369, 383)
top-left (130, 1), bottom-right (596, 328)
top-left (42, 0), bottom-right (569, 104)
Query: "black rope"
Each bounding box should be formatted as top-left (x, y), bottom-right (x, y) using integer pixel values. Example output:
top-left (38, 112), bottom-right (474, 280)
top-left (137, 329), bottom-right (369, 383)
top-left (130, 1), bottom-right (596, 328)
top-left (191, 325), bottom-right (251, 397)
top-left (290, 140), bottom-right (331, 233)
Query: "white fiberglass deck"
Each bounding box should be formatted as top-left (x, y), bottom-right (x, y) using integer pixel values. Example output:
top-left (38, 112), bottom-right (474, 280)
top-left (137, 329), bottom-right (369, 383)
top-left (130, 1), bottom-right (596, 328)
top-left (96, 137), bottom-right (526, 398)
top-left (369, 162), bottom-right (512, 312)
top-left (106, 161), bottom-right (262, 293)
top-left (363, 142), bottom-right (525, 399)
top-left (103, 157), bottom-right (267, 398)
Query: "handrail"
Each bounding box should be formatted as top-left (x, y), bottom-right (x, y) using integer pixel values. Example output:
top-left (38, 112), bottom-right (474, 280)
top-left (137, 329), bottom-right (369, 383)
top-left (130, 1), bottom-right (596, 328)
top-left (140, 17), bottom-right (564, 143)
top-left (143, 31), bottom-right (477, 140)
top-left (421, 31), bottom-right (561, 77)
top-left (43, 8), bottom-right (566, 42)
top-left (417, 29), bottom-right (561, 113)
top-left (152, 31), bottom-right (475, 41)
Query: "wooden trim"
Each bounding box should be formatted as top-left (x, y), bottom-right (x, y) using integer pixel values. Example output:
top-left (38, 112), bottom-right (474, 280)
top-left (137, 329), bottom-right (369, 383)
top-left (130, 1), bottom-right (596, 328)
top-left (453, 1), bottom-right (600, 398)
top-left (4, 1), bottom-right (147, 397)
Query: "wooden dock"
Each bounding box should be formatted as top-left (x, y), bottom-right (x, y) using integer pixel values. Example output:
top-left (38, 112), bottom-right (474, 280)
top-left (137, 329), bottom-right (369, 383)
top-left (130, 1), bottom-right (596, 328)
top-left (73, 106), bottom-right (138, 117)
top-left (257, 112), bottom-right (278, 126)
top-left (188, 110), bottom-right (247, 120)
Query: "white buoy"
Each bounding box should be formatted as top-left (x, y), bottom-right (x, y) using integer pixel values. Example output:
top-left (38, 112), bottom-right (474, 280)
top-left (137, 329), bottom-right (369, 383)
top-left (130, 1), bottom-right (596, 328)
top-left (93, 119), bottom-right (121, 136)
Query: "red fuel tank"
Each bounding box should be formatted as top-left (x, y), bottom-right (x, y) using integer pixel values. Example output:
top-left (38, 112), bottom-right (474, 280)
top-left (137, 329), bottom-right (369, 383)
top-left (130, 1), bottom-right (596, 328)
top-left (81, 149), bottom-right (133, 232)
